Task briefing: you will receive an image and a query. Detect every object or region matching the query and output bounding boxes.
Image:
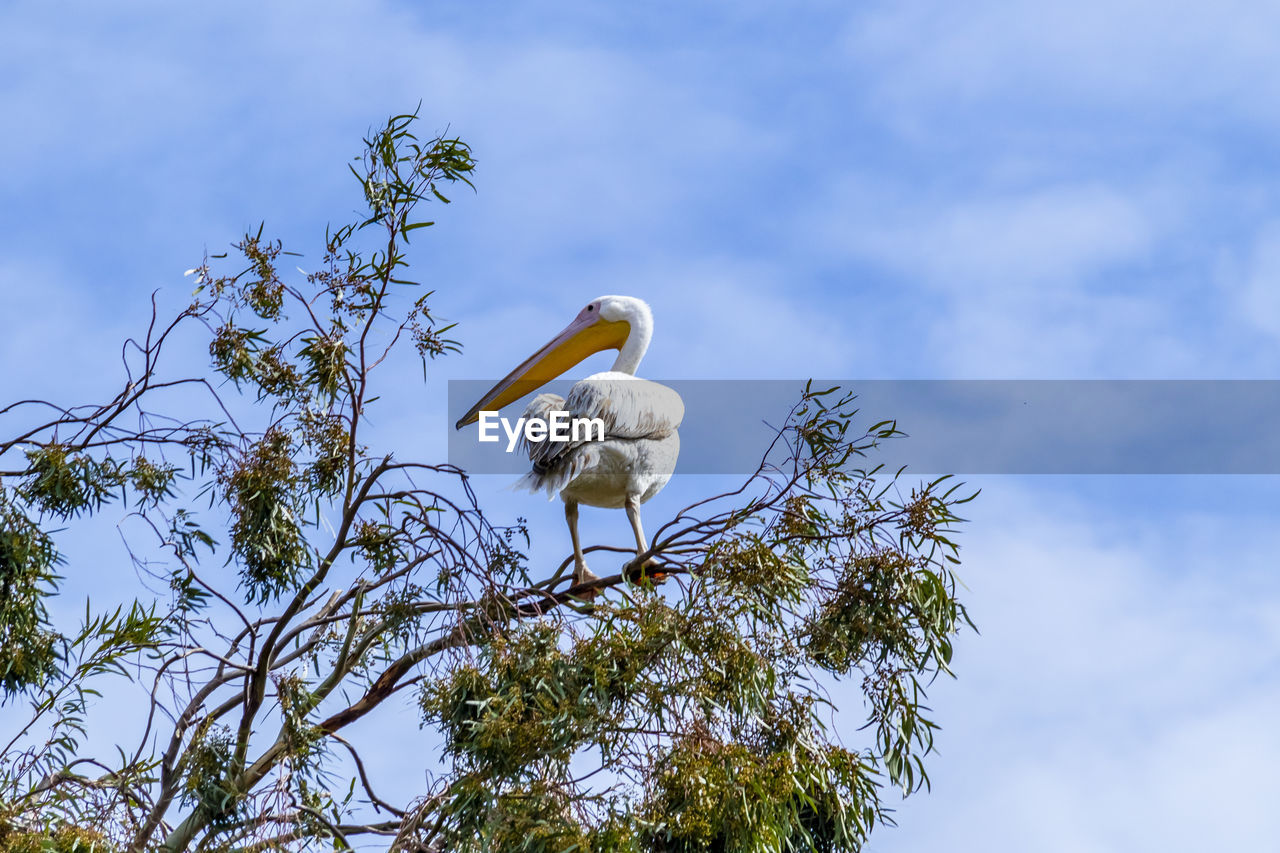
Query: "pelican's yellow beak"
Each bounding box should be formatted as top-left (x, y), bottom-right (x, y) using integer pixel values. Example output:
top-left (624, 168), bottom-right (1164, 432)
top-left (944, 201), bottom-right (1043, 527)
top-left (455, 307), bottom-right (629, 429)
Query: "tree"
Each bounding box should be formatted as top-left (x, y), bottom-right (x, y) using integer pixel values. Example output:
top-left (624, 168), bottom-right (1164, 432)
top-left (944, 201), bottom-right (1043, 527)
top-left (0, 111), bottom-right (974, 852)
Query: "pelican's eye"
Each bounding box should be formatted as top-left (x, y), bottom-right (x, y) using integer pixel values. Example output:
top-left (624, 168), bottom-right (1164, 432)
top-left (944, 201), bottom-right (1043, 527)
top-left (587, 304), bottom-right (595, 312)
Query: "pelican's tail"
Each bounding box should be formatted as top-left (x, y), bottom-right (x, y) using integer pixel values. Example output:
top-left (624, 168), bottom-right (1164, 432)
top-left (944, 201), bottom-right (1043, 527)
top-left (510, 446), bottom-right (598, 500)
top-left (508, 391), bottom-right (597, 500)
top-left (510, 469), bottom-right (558, 500)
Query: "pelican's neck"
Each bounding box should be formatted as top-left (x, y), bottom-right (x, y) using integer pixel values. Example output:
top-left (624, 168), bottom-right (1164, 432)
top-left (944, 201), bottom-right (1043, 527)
top-left (610, 310), bottom-right (652, 375)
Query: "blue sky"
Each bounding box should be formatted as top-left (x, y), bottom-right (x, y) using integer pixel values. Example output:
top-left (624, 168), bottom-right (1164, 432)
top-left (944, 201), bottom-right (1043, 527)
top-left (3, 1), bottom-right (1280, 849)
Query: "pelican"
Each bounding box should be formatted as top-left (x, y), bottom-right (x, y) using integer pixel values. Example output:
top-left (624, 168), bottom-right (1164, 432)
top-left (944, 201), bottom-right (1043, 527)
top-left (455, 295), bottom-right (683, 594)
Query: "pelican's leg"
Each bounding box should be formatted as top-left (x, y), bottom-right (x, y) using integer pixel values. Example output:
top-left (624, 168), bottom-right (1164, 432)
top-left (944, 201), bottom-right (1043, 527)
top-left (565, 500), bottom-right (599, 595)
top-left (624, 495), bottom-right (649, 555)
top-left (625, 495), bottom-right (666, 584)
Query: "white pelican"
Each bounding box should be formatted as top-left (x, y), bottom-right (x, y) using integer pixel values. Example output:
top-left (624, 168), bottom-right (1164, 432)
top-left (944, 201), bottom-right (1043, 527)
top-left (455, 295), bottom-right (683, 594)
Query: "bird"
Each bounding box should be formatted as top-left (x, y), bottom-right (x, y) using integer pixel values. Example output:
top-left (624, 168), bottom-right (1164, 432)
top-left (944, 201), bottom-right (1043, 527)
top-left (455, 295), bottom-right (683, 596)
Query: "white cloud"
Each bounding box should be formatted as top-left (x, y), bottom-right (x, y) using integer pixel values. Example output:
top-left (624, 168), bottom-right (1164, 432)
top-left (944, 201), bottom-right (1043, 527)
top-left (795, 175), bottom-right (1207, 375)
top-left (1239, 220), bottom-right (1280, 338)
top-left (822, 181), bottom-right (1153, 291)
top-left (846, 0), bottom-right (1280, 127)
top-left (869, 480), bottom-right (1280, 852)
top-left (820, 1), bottom-right (1280, 376)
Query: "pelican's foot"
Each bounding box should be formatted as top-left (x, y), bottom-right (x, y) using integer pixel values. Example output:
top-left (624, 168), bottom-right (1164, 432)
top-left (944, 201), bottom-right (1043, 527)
top-left (570, 563), bottom-right (601, 600)
top-left (625, 557), bottom-right (668, 587)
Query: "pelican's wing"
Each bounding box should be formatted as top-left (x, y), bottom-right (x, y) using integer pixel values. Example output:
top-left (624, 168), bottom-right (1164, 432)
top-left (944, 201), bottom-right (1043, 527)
top-left (514, 377), bottom-right (683, 497)
top-left (565, 375), bottom-right (684, 439)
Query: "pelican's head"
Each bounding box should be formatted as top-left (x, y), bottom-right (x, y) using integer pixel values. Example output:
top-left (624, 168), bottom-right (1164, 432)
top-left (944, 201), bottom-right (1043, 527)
top-left (454, 295), bottom-right (653, 429)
